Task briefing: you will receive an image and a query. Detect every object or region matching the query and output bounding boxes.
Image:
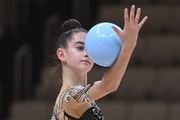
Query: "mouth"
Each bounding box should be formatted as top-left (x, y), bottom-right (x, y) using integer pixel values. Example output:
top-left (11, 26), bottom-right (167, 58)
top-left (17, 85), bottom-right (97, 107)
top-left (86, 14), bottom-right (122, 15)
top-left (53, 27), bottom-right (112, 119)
top-left (81, 60), bottom-right (91, 65)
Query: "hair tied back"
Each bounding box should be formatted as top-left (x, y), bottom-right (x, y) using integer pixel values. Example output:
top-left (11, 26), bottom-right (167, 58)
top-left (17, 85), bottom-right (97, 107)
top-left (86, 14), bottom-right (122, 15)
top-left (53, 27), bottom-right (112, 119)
top-left (62, 19), bottom-right (82, 33)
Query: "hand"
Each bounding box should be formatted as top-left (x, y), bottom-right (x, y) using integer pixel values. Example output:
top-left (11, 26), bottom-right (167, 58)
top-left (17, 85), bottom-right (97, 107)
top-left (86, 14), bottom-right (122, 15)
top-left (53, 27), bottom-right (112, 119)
top-left (112, 5), bottom-right (148, 49)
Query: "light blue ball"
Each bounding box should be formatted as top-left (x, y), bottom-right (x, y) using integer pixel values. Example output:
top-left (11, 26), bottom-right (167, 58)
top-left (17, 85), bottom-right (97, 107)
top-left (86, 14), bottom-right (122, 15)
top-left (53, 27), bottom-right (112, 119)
top-left (85, 22), bottom-right (123, 67)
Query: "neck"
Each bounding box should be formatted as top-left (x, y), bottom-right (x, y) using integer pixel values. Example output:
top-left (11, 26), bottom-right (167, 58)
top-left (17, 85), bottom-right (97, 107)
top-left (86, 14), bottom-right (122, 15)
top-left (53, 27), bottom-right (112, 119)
top-left (62, 65), bottom-right (87, 86)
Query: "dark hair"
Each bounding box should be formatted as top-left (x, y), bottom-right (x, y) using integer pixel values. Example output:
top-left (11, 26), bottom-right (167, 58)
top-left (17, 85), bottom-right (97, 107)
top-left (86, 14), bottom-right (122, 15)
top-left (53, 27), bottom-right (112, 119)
top-left (42, 19), bottom-right (87, 84)
top-left (57, 19), bottom-right (87, 49)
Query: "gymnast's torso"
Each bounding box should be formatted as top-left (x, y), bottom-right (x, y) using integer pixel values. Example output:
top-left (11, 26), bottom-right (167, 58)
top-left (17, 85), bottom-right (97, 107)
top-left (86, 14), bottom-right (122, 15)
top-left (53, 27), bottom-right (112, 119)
top-left (51, 84), bottom-right (104, 120)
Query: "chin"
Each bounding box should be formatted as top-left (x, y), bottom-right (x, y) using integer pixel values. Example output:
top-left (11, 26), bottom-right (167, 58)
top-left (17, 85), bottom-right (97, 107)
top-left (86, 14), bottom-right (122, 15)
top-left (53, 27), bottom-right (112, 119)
top-left (80, 65), bottom-right (93, 73)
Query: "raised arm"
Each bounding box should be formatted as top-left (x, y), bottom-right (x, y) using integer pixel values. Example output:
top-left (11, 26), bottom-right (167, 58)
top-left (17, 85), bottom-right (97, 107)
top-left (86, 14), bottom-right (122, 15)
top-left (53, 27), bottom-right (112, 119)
top-left (89, 5), bottom-right (148, 100)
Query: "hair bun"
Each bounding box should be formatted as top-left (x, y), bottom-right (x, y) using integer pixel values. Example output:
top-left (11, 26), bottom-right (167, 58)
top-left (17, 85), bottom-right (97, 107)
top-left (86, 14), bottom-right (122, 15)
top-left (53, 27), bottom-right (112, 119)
top-left (62, 19), bottom-right (82, 33)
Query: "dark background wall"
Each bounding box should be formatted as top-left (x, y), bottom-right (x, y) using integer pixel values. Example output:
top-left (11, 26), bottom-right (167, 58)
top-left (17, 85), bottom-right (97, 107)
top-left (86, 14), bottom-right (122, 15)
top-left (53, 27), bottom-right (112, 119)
top-left (0, 0), bottom-right (180, 120)
top-left (0, 0), bottom-right (98, 119)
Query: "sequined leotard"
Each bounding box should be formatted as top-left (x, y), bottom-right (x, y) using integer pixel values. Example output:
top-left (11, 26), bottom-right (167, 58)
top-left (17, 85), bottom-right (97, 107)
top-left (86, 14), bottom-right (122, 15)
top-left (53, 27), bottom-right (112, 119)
top-left (51, 84), bottom-right (104, 120)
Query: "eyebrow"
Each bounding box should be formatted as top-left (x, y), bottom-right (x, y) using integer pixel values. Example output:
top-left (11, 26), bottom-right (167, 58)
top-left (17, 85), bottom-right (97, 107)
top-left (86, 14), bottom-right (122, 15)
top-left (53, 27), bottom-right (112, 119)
top-left (75, 41), bottom-right (84, 45)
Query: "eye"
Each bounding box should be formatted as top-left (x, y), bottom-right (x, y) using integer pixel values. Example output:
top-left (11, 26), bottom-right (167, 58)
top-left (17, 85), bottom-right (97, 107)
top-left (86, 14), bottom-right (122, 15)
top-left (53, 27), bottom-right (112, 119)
top-left (77, 46), bottom-right (84, 51)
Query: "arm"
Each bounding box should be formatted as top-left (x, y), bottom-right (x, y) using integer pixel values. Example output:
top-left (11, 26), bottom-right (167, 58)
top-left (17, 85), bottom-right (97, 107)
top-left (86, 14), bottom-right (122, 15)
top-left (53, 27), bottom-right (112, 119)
top-left (90, 5), bottom-right (148, 100)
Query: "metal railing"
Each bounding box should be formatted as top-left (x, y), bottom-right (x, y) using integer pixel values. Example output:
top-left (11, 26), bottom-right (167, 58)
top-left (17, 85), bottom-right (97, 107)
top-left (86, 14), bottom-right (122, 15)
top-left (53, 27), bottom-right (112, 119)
top-left (43, 14), bottom-right (59, 59)
top-left (13, 44), bottom-right (32, 100)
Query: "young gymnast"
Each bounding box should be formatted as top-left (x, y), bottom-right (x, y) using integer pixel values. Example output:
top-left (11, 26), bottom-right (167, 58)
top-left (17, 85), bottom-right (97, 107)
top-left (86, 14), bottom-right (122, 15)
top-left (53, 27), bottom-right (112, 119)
top-left (45, 5), bottom-right (148, 120)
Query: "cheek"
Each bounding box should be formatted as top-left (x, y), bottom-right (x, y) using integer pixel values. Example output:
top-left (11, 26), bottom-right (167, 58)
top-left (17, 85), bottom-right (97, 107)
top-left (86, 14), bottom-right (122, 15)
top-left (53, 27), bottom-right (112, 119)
top-left (66, 51), bottom-right (81, 64)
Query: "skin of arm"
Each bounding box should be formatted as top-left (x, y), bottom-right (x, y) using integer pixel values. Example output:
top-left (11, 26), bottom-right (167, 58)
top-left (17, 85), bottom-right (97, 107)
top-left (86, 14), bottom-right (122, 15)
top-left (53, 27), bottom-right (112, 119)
top-left (90, 5), bottom-right (148, 101)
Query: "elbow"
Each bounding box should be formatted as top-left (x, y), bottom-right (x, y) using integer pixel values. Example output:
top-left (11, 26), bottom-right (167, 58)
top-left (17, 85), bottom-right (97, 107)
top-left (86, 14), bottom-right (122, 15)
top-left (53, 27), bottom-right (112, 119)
top-left (106, 84), bottom-right (118, 93)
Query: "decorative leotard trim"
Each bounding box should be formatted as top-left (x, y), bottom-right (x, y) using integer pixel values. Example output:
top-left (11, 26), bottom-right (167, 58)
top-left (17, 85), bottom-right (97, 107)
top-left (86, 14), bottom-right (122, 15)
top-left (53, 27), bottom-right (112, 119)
top-left (64, 104), bottom-right (104, 120)
top-left (51, 86), bottom-right (71, 120)
top-left (51, 84), bottom-right (91, 120)
top-left (65, 84), bottom-right (91, 103)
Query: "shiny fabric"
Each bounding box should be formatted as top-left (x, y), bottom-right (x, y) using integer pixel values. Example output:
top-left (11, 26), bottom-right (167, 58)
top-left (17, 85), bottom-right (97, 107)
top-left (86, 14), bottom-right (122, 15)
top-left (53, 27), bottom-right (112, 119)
top-left (64, 106), bottom-right (104, 120)
top-left (51, 84), bottom-right (104, 120)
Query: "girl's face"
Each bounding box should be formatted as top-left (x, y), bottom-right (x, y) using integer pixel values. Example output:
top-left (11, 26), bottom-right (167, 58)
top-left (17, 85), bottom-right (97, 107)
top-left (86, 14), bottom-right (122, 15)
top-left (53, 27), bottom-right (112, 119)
top-left (64, 32), bottom-right (94, 74)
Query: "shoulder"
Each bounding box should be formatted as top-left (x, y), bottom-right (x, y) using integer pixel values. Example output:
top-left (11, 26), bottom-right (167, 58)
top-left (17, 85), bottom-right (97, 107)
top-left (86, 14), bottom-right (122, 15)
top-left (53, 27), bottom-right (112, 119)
top-left (63, 84), bottom-right (91, 103)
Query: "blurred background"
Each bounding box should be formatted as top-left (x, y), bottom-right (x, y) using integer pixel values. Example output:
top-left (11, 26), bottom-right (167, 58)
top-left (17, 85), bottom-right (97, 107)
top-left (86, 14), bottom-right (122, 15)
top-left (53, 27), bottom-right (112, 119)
top-left (0, 0), bottom-right (180, 120)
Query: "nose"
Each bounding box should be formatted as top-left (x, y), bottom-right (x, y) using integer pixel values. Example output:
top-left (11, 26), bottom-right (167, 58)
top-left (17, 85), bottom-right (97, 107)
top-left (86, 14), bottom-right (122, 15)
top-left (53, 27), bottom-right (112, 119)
top-left (84, 50), bottom-right (88, 57)
top-left (85, 54), bottom-right (88, 57)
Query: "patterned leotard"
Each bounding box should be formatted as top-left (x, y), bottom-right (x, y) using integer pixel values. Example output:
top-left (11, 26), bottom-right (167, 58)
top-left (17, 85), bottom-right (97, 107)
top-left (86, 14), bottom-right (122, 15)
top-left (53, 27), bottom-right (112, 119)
top-left (51, 84), bottom-right (104, 120)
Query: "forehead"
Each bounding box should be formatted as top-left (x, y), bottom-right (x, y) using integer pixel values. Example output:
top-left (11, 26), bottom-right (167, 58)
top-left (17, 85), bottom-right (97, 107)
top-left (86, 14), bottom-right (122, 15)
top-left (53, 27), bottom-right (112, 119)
top-left (71, 32), bottom-right (87, 43)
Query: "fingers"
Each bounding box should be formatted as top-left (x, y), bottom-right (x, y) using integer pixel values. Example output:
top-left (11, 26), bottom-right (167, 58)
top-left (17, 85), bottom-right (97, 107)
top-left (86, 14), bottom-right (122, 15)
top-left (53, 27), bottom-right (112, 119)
top-left (135, 8), bottom-right (141, 25)
top-left (138, 16), bottom-right (148, 29)
top-left (111, 26), bottom-right (121, 35)
top-left (130, 5), bottom-right (135, 23)
top-left (124, 8), bottom-right (128, 27)
top-left (124, 5), bottom-right (148, 27)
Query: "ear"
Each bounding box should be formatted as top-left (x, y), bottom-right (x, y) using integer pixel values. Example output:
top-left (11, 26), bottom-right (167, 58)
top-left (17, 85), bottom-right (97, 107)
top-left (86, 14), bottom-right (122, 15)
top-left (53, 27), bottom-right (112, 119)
top-left (56, 48), bottom-right (66, 62)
